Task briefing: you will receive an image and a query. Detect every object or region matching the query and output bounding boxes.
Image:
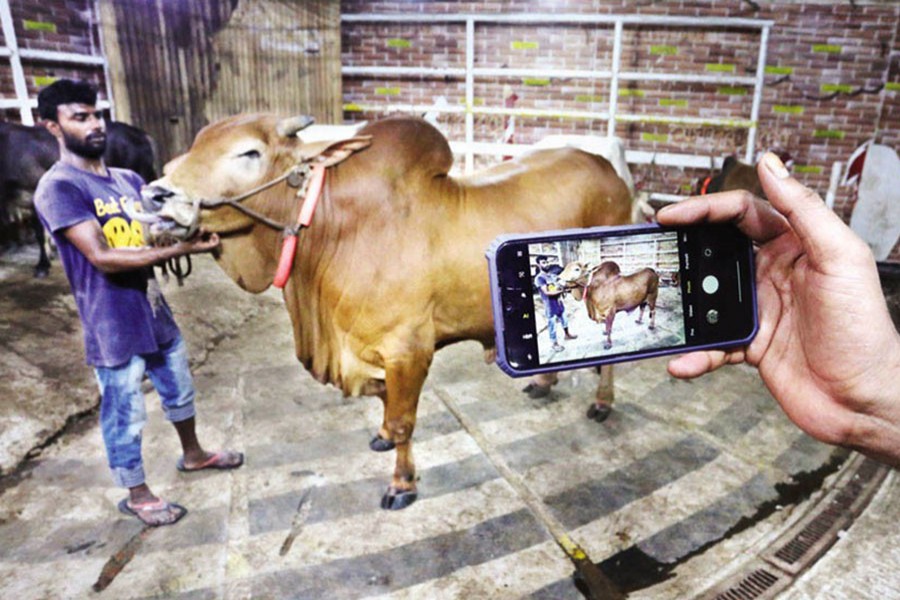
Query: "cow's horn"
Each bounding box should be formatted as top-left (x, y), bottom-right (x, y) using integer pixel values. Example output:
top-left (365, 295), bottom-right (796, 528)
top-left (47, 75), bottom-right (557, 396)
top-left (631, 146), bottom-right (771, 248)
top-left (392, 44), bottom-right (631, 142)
top-left (276, 115), bottom-right (315, 138)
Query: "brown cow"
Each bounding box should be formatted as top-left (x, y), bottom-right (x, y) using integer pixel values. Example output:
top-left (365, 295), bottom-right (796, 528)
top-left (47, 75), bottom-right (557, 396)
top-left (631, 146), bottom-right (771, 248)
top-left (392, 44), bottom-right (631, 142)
top-left (134, 114), bottom-right (633, 510)
top-left (559, 261), bottom-right (659, 349)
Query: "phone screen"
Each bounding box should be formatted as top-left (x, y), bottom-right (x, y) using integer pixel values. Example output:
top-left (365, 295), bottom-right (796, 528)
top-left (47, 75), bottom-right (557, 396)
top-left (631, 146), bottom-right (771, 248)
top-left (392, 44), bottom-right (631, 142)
top-left (528, 230), bottom-right (684, 365)
top-left (489, 223), bottom-right (757, 375)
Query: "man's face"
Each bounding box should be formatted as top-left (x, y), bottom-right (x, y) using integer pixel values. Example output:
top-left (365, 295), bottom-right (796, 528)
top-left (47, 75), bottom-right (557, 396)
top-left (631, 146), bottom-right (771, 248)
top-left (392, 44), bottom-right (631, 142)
top-left (53, 103), bottom-right (106, 159)
top-left (537, 259), bottom-right (550, 272)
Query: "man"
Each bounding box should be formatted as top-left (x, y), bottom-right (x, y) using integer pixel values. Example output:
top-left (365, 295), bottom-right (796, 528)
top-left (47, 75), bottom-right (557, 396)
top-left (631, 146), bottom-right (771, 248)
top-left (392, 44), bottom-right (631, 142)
top-left (534, 255), bottom-right (577, 352)
top-left (34, 80), bottom-right (242, 527)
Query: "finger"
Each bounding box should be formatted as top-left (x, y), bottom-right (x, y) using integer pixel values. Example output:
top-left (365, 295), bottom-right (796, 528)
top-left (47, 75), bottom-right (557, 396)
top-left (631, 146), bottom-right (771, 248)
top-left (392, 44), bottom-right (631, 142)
top-left (666, 348), bottom-right (744, 379)
top-left (656, 191), bottom-right (790, 244)
top-left (757, 153), bottom-right (863, 267)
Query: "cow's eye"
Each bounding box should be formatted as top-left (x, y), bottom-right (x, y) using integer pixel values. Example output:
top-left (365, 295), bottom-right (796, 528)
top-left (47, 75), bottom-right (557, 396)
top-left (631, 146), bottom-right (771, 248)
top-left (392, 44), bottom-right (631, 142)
top-left (238, 149), bottom-right (261, 160)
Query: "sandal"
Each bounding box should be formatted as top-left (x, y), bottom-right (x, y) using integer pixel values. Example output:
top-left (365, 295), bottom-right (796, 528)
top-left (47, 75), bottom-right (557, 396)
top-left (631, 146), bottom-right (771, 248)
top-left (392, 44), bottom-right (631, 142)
top-left (118, 498), bottom-right (187, 527)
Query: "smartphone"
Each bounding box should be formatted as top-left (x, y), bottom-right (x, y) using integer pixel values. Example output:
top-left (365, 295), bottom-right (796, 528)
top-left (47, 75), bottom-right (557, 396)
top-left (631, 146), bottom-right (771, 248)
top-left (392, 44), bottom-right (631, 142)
top-left (486, 222), bottom-right (757, 376)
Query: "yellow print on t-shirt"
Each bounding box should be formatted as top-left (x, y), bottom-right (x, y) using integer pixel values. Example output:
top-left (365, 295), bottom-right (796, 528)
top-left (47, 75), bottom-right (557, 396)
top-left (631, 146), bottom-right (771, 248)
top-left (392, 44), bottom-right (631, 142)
top-left (98, 195), bottom-right (144, 248)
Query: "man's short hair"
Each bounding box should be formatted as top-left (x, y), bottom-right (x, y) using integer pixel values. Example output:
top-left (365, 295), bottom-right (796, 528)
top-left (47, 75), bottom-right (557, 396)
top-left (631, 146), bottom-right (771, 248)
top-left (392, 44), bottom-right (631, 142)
top-left (535, 255), bottom-right (550, 263)
top-left (37, 79), bottom-right (97, 122)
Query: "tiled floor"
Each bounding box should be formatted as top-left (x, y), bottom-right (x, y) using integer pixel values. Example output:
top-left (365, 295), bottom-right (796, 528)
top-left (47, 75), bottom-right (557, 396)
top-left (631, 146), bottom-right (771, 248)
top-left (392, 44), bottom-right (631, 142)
top-left (0, 286), bottom-right (849, 599)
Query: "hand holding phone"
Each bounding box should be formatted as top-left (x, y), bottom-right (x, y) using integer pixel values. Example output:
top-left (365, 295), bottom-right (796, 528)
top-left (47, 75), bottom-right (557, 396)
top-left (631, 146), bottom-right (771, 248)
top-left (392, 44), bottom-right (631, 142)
top-left (657, 153), bottom-right (900, 468)
top-left (486, 222), bottom-right (758, 376)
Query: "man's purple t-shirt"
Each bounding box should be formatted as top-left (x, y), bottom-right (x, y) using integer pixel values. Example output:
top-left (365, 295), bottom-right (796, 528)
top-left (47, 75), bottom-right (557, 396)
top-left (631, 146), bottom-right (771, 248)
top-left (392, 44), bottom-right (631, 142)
top-left (35, 162), bottom-right (180, 367)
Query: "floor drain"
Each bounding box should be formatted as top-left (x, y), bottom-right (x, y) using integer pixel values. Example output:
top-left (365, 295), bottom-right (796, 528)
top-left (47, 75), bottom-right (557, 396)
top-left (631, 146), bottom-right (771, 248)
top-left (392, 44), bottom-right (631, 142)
top-left (763, 456), bottom-right (887, 575)
top-left (699, 454), bottom-right (889, 599)
top-left (711, 567), bottom-right (786, 600)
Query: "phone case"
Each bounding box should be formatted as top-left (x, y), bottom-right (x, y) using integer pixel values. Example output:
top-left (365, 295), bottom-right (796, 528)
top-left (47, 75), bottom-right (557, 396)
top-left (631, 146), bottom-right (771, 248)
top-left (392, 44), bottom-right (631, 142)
top-left (485, 223), bottom-right (758, 377)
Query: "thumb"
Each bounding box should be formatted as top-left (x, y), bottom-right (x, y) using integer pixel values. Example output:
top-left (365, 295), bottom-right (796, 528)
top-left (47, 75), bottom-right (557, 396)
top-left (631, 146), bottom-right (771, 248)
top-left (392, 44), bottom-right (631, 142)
top-left (757, 152), bottom-right (859, 267)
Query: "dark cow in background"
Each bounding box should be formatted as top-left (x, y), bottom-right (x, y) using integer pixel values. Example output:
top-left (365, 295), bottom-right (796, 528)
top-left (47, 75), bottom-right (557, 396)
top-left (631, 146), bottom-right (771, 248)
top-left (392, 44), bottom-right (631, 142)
top-left (559, 260), bottom-right (659, 350)
top-left (697, 151), bottom-right (793, 200)
top-left (0, 120), bottom-right (157, 277)
top-left (698, 156), bottom-right (764, 198)
top-left (134, 114), bottom-right (635, 510)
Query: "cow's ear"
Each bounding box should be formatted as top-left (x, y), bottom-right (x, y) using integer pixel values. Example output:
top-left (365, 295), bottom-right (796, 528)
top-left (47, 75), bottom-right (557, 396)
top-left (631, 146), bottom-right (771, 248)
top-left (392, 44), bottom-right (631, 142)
top-left (295, 136), bottom-right (373, 167)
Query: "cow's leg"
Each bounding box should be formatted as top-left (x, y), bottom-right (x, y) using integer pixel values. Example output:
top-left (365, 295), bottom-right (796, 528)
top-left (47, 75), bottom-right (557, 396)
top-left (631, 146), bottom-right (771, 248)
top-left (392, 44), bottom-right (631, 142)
top-left (587, 365), bottom-right (614, 422)
top-left (366, 381), bottom-right (396, 452)
top-left (603, 313), bottom-right (615, 349)
top-left (380, 352), bottom-right (431, 510)
top-left (32, 211), bottom-right (50, 278)
top-left (636, 302), bottom-right (646, 324)
top-left (648, 291), bottom-right (658, 330)
top-left (522, 371), bottom-right (559, 399)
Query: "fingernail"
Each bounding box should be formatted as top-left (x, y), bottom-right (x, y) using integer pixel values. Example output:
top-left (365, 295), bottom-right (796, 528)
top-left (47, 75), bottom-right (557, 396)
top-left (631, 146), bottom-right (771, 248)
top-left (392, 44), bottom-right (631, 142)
top-left (762, 152), bottom-right (789, 179)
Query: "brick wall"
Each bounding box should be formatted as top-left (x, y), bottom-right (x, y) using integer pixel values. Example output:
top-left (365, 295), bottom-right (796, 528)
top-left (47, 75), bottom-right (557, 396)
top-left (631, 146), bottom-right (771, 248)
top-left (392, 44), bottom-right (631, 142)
top-left (341, 0), bottom-right (900, 261)
top-left (1, 0), bottom-right (106, 120)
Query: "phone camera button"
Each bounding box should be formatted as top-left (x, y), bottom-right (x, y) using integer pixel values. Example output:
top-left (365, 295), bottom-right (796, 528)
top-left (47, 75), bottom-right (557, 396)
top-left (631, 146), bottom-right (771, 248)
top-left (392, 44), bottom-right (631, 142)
top-left (703, 247), bottom-right (713, 258)
top-left (706, 309), bottom-right (719, 324)
top-left (702, 275), bottom-right (719, 294)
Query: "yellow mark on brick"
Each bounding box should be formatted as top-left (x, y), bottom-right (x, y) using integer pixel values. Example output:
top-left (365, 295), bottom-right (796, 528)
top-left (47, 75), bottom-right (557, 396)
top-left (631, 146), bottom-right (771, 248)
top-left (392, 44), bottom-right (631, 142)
top-left (375, 87), bottom-right (401, 96)
top-left (821, 84), bottom-right (853, 93)
top-left (765, 65), bottom-right (794, 75)
top-left (650, 45), bottom-right (678, 56)
top-left (511, 41), bottom-right (539, 51)
top-left (812, 44), bottom-right (842, 54)
top-left (387, 38), bottom-right (411, 48)
top-left (24, 20), bottom-right (57, 33)
top-left (705, 63), bottom-right (735, 73)
top-left (773, 105), bottom-right (804, 115)
top-left (642, 133), bottom-right (669, 143)
top-left (814, 129), bottom-right (845, 139)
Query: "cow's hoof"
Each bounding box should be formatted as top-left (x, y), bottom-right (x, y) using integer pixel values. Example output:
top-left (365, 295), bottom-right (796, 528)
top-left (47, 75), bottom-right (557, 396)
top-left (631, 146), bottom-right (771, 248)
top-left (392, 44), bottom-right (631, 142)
top-left (587, 403), bottom-right (612, 422)
top-left (603, 342), bottom-right (612, 350)
top-left (381, 488), bottom-right (417, 510)
top-left (369, 434), bottom-right (395, 452)
top-left (522, 383), bottom-right (552, 399)
top-left (33, 267), bottom-right (49, 279)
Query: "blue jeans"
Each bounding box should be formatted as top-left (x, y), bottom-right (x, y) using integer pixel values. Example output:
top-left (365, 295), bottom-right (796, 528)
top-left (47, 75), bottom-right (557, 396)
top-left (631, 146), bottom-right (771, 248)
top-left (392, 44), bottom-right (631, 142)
top-left (93, 335), bottom-right (196, 488)
top-left (544, 305), bottom-right (569, 343)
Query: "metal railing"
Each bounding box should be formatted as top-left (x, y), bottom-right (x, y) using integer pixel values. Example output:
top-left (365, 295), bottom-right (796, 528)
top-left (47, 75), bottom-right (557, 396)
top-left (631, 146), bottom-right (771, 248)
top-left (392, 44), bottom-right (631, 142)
top-left (342, 13), bottom-right (773, 177)
top-left (0, 0), bottom-right (111, 125)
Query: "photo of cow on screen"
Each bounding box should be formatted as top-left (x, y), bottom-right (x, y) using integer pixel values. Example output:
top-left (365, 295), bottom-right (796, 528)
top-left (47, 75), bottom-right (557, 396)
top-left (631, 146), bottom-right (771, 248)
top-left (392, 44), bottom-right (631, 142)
top-left (559, 260), bottom-right (659, 349)
top-left (528, 231), bottom-right (685, 364)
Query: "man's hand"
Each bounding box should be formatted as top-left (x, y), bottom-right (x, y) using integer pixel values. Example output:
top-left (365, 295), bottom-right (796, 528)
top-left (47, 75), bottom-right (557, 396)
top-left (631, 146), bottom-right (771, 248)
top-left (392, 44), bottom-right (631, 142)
top-left (176, 231), bottom-right (220, 255)
top-left (657, 152), bottom-right (900, 466)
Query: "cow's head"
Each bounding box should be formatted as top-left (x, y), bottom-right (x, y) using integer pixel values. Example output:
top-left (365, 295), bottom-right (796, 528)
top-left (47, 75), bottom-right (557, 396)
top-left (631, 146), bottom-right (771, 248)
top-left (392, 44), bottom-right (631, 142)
top-left (558, 261), bottom-right (590, 287)
top-left (127, 114), bottom-right (371, 244)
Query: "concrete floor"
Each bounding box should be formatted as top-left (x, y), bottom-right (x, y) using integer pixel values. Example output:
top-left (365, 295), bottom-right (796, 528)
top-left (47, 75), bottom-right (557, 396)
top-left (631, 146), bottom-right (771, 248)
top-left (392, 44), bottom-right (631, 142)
top-left (0, 251), bottom-right (898, 599)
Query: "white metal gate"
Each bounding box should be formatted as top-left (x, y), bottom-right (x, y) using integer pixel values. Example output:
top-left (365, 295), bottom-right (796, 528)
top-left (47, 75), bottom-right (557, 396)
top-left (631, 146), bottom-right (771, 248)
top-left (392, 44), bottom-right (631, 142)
top-left (341, 13), bottom-right (773, 194)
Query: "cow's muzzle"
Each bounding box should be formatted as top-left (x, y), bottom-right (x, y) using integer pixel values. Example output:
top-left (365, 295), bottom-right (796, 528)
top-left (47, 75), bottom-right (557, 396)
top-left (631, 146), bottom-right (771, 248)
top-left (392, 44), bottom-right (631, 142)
top-left (124, 184), bottom-right (200, 245)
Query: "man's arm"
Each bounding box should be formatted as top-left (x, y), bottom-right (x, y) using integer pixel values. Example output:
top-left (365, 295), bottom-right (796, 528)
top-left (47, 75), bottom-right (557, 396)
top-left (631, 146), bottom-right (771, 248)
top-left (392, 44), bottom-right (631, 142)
top-left (63, 220), bottom-right (219, 274)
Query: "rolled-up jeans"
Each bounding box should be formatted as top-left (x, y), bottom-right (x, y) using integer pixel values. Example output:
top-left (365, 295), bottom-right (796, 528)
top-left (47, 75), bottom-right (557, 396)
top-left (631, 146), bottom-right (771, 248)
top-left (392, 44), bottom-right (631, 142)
top-left (93, 334), bottom-right (196, 488)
